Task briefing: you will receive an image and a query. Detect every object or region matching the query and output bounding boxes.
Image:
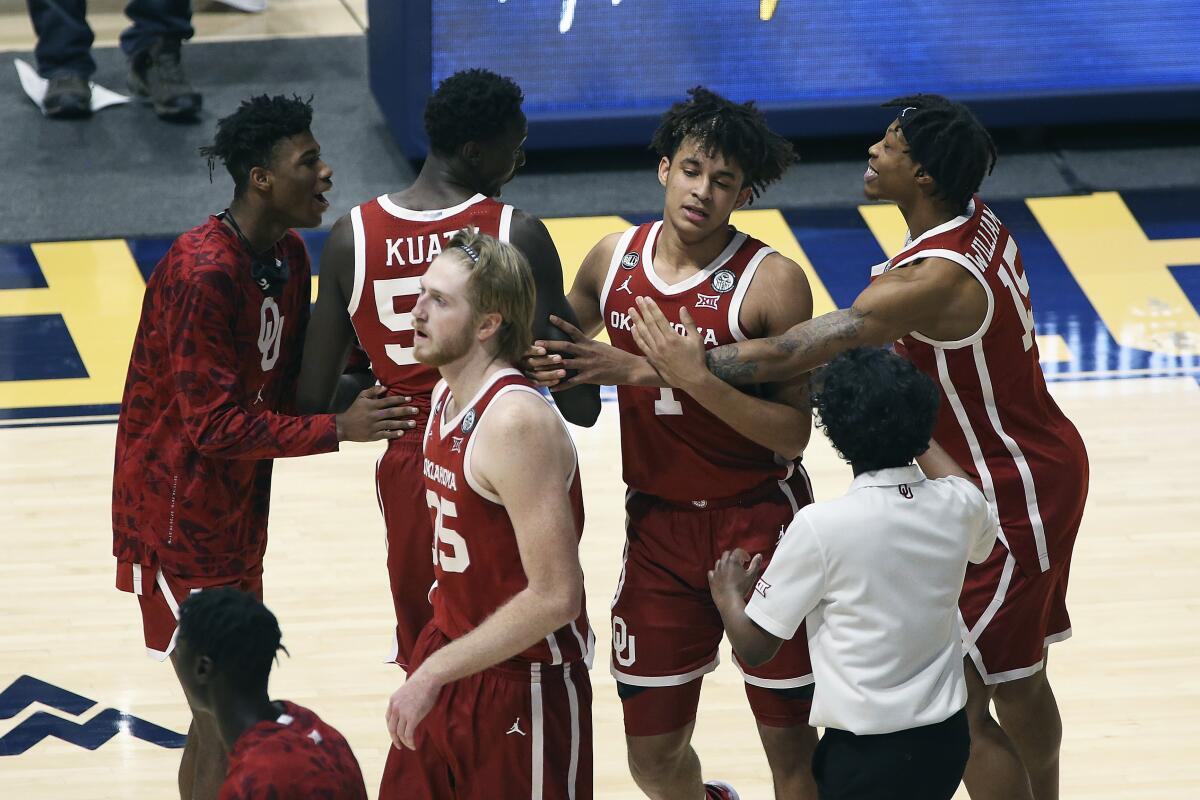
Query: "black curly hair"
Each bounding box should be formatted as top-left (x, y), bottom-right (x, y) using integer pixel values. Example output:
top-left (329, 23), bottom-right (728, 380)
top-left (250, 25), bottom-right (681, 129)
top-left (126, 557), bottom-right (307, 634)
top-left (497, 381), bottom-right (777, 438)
top-left (651, 86), bottom-right (797, 201)
top-left (424, 69), bottom-right (524, 157)
top-left (883, 94), bottom-right (997, 213)
top-left (810, 347), bottom-right (940, 473)
top-left (198, 94), bottom-right (314, 197)
top-left (177, 588), bottom-right (287, 695)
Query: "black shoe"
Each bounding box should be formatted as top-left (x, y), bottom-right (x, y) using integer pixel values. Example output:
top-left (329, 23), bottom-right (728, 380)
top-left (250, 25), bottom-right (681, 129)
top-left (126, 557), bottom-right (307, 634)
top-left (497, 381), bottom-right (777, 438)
top-left (128, 38), bottom-right (202, 121)
top-left (43, 74), bottom-right (92, 119)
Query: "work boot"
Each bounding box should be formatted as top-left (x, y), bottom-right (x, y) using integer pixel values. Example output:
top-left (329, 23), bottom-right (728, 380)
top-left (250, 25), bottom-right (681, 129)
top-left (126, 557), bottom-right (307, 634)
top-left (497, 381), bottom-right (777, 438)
top-left (128, 38), bottom-right (202, 121)
top-left (43, 73), bottom-right (92, 119)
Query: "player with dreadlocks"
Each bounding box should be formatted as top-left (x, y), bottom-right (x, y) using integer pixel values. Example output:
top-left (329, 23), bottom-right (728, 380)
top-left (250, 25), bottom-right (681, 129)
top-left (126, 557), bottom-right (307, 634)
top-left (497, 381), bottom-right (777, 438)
top-left (173, 589), bottom-right (367, 799)
top-left (629, 94), bottom-right (1089, 800)
top-left (527, 86), bottom-right (820, 800)
top-left (113, 94), bottom-right (409, 800)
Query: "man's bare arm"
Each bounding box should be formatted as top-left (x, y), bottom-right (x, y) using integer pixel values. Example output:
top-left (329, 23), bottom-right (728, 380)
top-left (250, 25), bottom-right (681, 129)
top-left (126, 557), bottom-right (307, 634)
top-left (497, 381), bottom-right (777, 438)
top-left (296, 216), bottom-right (357, 413)
top-left (704, 257), bottom-right (981, 384)
top-left (510, 211), bottom-right (600, 426)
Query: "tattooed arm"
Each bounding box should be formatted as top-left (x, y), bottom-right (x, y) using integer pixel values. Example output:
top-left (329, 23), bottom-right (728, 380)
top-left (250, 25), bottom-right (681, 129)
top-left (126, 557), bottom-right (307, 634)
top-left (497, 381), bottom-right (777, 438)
top-left (704, 256), bottom-right (987, 384)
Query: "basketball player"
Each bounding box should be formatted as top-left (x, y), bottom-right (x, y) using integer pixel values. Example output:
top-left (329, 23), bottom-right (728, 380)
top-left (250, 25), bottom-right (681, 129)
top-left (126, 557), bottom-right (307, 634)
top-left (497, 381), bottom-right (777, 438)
top-left (173, 589), bottom-right (367, 800)
top-left (112, 95), bottom-right (410, 800)
top-left (296, 68), bottom-right (600, 679)
top-left (530, 87), bottom-right (819, 800)
top-left (381, 230), bottom-right (592, 799)
top-left (631, 95), bottom-right (1089, 800)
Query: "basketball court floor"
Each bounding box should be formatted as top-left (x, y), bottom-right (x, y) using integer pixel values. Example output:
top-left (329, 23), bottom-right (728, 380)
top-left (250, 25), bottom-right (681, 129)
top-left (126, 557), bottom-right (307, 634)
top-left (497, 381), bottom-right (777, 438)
top-left (2, 3), bottom-right (1200, 798)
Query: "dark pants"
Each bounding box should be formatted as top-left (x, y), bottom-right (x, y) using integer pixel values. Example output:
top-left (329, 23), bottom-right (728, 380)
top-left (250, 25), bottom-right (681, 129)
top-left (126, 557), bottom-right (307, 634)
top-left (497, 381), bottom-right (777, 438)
top-left (812, 708), bottom-right (970, 800)
top-left (26, 0), bottom-right (193, 79)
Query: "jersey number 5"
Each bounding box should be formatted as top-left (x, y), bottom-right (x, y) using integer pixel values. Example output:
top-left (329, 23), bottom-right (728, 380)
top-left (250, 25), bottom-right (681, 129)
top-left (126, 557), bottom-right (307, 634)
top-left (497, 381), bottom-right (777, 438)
top-left (374, 277), bottom-right (422, 366)
top-left (426, 490), bottom-right (470, 573)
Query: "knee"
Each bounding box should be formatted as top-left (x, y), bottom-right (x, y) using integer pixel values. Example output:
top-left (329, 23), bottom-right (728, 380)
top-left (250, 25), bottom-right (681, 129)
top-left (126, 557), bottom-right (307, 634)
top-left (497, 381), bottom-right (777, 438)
top-left (759, 725), bottom-right (817, 777)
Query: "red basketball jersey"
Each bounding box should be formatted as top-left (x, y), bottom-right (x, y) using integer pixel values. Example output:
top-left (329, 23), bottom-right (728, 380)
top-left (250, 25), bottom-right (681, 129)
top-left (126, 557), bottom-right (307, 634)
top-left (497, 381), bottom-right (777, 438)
top-left (872, 196), bottom-right (1088, 575)
top-left (422, 369), bottom-right (592, 666)
top-left (601, 222), bottom-right (793, 503)
top-left (347, 193), bottom-right (512, 425)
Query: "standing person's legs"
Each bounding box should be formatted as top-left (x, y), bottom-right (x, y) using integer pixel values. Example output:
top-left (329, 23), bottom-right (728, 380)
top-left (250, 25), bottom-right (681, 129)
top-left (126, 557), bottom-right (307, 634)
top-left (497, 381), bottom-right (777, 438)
top-left (26, 0), bottom-right (95, 78)
top-left (378, 440), bottom-right (437, 671)
top-left (993, 653), bottom-right (1062, 800)
top-left (118, 560), bottom-right (263, 800)
top-left (961, 660), bottom-right (1033, 800)
top-left (119, 0), bottom-right (193, 59)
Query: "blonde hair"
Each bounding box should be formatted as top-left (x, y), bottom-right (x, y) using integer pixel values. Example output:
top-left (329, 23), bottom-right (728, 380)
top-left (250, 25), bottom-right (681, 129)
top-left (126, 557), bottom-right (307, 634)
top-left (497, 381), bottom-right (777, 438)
top-left (447, 229), bottom-right (535, 364)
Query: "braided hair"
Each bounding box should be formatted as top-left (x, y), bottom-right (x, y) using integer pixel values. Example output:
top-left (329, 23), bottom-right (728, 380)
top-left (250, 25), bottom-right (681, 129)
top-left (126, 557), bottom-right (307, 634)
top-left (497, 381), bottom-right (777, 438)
top-left (651, 86), bottom-right (797, 202)
top-left (883, 94), bottom-right (997, 213)
top-left (424, 69), bottom-right (524, 157)
top-left (177, 588), bottom-right (287, 695)
top-left (199, 94), bottom-right (314, 197)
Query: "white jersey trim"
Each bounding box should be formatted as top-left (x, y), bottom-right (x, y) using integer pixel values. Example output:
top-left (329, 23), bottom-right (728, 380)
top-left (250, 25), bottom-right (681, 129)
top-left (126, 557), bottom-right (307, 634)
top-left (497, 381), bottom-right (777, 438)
top-left (347, 205), bottom-right (367, 316)
top-left (376, 192), bottom-right (488, 222)
top-left (905, 198), bottom-right (976, 251)
top-left (499, 204), bottom-right (514, 243)
top-left (599, 226), bottom-right (640, 313)
top-left (426, 379), bottom-right (449, 448)
top-left (728, 246), bottom-right (775, 342)
top-left (462, 380), bottom-right (578, 506)
top-left (890, 248), bottom-right (995, 349)
top-left (935, 348), bottom-right (1000, 511)
top-left (611, 654), bottom-right (720, 687)
top-left (733, 660), bottom-right (814, 689)
top-left (437, 368), bottom-right (522, 441)
top-left (564, 669), bottom-right (581, 800)
top-left (641, 222), bottom-right (747, 296)
top-left (530, 663), bottom-right (545, 800)
top-left (970, 341), bottom-right (1051, 571)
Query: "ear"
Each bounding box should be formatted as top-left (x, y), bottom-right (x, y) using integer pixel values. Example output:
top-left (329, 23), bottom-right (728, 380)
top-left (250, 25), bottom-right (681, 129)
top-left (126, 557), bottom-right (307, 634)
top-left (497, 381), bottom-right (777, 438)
top-left (476, 311), bottom-right (503, 343)
top-left (193, 655), bottom-right (215, 687)
top-left (657, 156), bottom-right (671, 188)
top-left (913, 165), bottom-right (933, 185)
top-left (733, 185), bottom-right (753, 211)
top-left (461, 141), bottom-right (482, 166)
top-left (248, 165), bottom-right (272, 194)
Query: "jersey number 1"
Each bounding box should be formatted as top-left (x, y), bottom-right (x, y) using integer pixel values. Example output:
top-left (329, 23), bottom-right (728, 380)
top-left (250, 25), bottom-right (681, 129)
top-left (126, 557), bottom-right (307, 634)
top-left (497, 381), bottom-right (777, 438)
top-left (996, 238), bottom-right (1034, 352)
top-left (426, 490), bottom-right (470, 573)
top-left (654, 388), bottom-right (683, 416)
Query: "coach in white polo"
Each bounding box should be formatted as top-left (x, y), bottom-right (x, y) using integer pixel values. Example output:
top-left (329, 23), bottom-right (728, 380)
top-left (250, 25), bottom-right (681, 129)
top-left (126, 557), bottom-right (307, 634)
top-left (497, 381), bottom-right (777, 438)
top-left (710, 347), bottom-right (998, 800)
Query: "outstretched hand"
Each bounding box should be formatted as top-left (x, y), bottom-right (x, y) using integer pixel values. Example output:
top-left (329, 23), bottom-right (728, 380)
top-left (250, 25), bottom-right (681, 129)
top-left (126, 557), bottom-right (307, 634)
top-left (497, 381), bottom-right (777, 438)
top-left (629, 297), bottom-right (710, 390)
top-left (523, 314), bottom-right (648, 391)
top-left (707, 548), bottom-right (764, 609)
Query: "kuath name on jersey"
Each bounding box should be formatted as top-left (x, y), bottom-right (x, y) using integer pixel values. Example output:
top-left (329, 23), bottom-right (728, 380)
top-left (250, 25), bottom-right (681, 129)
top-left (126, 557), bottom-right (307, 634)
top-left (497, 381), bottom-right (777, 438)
top-left (608, 310), bottom-right (720, 346)
top-left (423, 458), bottom-right (458, 492)
top-left (385, 227), bottom-right (479, 268)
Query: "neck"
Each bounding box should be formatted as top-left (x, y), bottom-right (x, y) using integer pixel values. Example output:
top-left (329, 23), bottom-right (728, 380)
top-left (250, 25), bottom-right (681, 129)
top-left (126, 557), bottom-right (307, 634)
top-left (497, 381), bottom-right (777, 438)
top-left (896, 196), bottom-right (961, 242)
top-left (656, 216), bottom-right (733, 274)
top-left (226, 197), bottom-right (288, 255)
top-left (400, 156), bottom-right (482, 208)
top-left (440, 347), bottom-right (508, 416)
top-left (214, 694), bottom-right (282, 752)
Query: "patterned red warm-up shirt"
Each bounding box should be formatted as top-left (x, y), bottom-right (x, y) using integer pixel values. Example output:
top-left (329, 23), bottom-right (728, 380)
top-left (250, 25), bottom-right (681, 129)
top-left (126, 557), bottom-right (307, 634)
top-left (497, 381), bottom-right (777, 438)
top-left (219, 701), bottom-right (367, 800)
top-left (112, 217), bottom-right (339, 580)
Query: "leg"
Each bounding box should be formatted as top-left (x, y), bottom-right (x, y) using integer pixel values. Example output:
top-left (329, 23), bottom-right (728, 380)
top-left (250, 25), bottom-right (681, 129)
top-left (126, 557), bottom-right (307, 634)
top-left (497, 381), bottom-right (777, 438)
top-left (756, 722), bottom-right (818, 800)
top-left (994, 652), bottom-right (1061, 800)
top-left (119, 0), bottom-right (193, 59)
top-left (169, 651), bottom-right (227, 800)
top-left (626, 721), bottom-right (704, 800)
top-left (26, 0), bottom-right (95, 78)
top-left (961, 657), bottom-right (1034, 800)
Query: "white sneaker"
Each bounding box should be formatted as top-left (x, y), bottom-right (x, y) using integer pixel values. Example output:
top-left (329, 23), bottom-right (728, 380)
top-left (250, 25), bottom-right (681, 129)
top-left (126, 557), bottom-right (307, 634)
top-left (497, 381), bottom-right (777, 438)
top-left (212, 0), bottom-right (268, 13)
top-left (704, 781), bottom-right (741, 800)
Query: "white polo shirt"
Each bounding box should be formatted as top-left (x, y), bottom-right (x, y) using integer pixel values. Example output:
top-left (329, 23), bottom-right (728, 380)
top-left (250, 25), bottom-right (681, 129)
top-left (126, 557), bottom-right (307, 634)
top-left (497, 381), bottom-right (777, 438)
top-left (746, 465), bottom-right (997, 735)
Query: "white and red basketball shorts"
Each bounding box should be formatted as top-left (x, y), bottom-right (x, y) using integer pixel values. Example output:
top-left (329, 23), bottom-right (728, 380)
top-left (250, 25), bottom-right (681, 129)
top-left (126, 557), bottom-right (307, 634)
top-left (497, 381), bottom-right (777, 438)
top-left (377, 436), bottom-right (437, 670)
top-left (115, 557), bottom-right (263, 661)
top-left (610, 469), bottom-right (816, 736)
top-left (379, 623), bottom-right (592, 800)
top-left (959, 535), bottom-right (1075, 685)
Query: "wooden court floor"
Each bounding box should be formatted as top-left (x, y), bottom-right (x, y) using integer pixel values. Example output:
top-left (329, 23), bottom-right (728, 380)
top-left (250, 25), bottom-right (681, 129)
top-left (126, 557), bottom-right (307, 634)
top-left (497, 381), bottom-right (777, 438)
top-left (1, 373), bottom-right (1199, 798)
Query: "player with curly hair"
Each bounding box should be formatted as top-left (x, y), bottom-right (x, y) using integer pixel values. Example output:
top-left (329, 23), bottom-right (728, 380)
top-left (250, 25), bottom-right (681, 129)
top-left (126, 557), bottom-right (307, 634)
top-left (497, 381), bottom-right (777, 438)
top-left (525, 86), bottom-right (820, 799)
top-left (631, 94), bottom-right (1089, 800)
top-left (710, 347), bottom-right (997, 800)
top-left (113, 94), bottom-right (410, 800)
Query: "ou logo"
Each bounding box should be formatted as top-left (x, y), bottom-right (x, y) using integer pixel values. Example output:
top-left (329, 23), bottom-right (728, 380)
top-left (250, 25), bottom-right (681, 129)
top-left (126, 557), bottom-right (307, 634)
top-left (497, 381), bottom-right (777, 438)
top-left (258, 297), bottom-right (285, 371)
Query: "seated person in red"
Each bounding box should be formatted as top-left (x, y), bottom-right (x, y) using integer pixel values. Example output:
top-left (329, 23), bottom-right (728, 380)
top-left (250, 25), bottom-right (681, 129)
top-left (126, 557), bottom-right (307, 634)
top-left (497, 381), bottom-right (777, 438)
top-left (172, 588), bottom-right (368, 800)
